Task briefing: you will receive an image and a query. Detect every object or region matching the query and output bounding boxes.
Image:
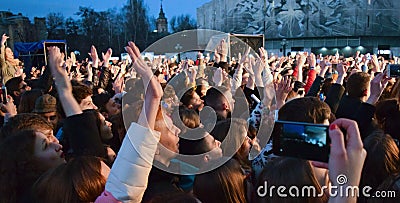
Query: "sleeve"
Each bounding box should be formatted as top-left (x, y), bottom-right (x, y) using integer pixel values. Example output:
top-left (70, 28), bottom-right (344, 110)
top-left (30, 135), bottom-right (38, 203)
top-left (231, 66), bottom-right (243, 96)
top-left (324, 84), bottom-right (345, 114)
top-left (0, 44), bottom-right (5, 71)
top-left (305, 75), bottom-right (323, 97)
top-left (354, 103), bottom-right (376, 139)
top-left (63, 111), bottom-right (106, 159)
top-left (304, 69), bottom-right (317, 94)
top-left (37, 65), bottom-right (54, 93)
top-left (104, 122), bottom-right (161, 203)
top-left (99, 66), bottom-right (111, 89)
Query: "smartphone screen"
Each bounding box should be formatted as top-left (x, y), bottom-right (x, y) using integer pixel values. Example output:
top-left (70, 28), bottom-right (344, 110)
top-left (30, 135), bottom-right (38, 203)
top-left (272, 120), bottom-right (330, 162)
top-left (388, 64), bottom-right (400, 78)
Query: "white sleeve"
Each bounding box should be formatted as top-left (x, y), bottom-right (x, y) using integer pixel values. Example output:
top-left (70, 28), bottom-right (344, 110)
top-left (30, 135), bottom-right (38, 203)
top-left (105, 122), bottom-right (161, 203)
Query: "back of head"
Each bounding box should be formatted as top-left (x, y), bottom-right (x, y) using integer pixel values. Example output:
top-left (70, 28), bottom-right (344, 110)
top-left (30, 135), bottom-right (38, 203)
top-left (375, 99), bottom-right (400, 140)
top-left (346, 72), bottom-right (370, 98)
top-left (92, 92), bottom-right (112, 113)
top-left (204, 86), bottom-right (229, 110)
top-left (72, 82), bottom-right (93, 104)
top-left (361, 132), bottom-right (400, 190)
top-left (193, 158), bottom-right (247, 203)
top-left (179, 128), bottom-right (212, 155)
top-left (256, 157), bottom-right (327, 203)
top-left (18, 88), bottom-right (44, 113)
top-left (32, 156), bottom-right (106, 203)
top-left (278, 97), bottom-right (331, 124)
top-left (0, 113), bottom-right (53, 142)
top-left (5, 76), bottom-right (23, 96)
top-left (210, 118), bottom-right (248, 156)
top-left (0, 130), bottom-right (41, 202)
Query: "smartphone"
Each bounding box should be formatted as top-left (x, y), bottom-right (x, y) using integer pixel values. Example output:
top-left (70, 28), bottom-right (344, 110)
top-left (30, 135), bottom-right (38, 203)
top-left (1, 86), bottom-right (7, 104)
top-left (387, 64), bottom-right (400, 78)
top-left (272, 120), bottom-right (330, 162)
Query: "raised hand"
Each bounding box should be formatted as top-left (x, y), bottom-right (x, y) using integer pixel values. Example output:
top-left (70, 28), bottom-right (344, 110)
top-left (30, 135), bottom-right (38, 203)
top-left (274, 76), bottom-right (292, 109)
top-left (102, 48), bottom-right (112, 68)
top-left (125, 41), bottom-right (162, 129)
top-left (216, 39), bottom-right (228, 62)
top-left (212, 67), bottom-right (224, 87)
top-left (89, 45), bottom-right (99, 67)
top-left (366, 72), bottom-right (389, 105)
top-left (327, 119), bottom-right (366, 203)
top-left (1, 34), bottom-right (9, 45)
top-left (48, 47), bottom-right (71, 89)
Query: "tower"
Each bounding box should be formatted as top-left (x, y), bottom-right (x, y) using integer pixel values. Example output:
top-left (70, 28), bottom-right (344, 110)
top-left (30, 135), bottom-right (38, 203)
top-left (156, 0), bottom-right (168, 33)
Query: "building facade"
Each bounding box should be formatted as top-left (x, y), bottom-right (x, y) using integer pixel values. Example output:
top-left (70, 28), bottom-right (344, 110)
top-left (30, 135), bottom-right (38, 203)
top-left (197, 0), bottom-right (400, 57)
top-left (0, 11), bottom-right (47, 50)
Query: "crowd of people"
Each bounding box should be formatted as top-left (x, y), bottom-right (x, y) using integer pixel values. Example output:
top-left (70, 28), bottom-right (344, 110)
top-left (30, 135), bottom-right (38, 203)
top-left (0, 32), bottom-right (400, 203)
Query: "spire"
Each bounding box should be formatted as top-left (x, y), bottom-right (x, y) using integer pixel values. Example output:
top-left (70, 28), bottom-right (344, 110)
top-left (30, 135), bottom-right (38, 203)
top-left (158, 0), bottom-right (165, 19)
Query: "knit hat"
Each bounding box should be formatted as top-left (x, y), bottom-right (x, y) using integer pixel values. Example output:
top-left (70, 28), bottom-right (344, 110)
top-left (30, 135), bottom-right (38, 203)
top-left (33, 94), bottom-right (57, 113)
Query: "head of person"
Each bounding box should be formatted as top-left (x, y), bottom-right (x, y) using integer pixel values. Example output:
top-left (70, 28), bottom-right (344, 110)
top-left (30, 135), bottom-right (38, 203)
top-left (18, 88), bottom-right (43, 114)
top-left (179, 128), bottom-right (222, 167)
top-left (346, 72), bottom-right (371, 101)
top-left (204, 86), bottom-right (234, 120)
top-left (71, 82), bottom-right (97, 111)
top-left (180, 87), bottom-right (204, 112)
top-left (195, 78), bottom-right (210, 99)
top-left (93, 92), bottom-right (121, 118)
top-left (0, 113), bottom-right (56, 143)
top-left (0, 130), bottom-right (65, 202)
top-left (278, 97), bottom-right (331, 125)
top-left (375, 99), bottom-right (400, 140)
top-left (5, 76), bottom-right (31, 99)
top-left (255, 157), bottom-right (328, 203)
top-left (361, 132), bottom-right (400, 190)
top-left (193, 158), bottom-right (248, 203)
top-left (5, 47), bottom-right (14, 61)
top-left (33, 94), bottom-right (59, 129)
top-left (162, 84), bottom-right (179, 116)
top-left (210, 118), bottom-right (251, 167)
top-left (154, 107), bottom-right (181, 166)
top-left (32, 156), bottom-right (109, 203)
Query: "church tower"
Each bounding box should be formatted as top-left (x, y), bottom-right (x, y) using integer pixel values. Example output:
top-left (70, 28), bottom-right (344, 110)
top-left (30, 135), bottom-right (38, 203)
top-left (156, 0), bottom-right (168, 33)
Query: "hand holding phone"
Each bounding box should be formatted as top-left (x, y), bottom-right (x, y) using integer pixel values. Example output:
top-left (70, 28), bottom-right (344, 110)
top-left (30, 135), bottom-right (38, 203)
top-left (387, 64), bottom-right (400, 78)
top-left (272, 120), bottom-right (330, 162)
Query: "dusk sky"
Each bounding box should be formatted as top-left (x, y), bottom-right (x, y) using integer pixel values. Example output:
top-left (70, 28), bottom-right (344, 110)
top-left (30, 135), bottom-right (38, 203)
top-left (2, 0), bottom-right (210, 21)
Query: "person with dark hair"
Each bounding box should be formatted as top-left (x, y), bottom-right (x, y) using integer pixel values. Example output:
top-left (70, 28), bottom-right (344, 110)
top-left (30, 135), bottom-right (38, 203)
top-left (255, 157), bottom-right (328, 203)
top-left (210, 118), bottom-right (252, 170)
top-left (18, 88), bottom-right (43, 113)
top-left (180, 87), bottom-right (204, 112)
top-left (203, 86), bottom-right (234, 121)
top-left (375, 99), bottom-right (400, 140)
top-left (193, 158), bottom-right (249, 203)
top-left (0, 130), bottom-right (66, 202)
top-left (0, 113), bottom-right (56, 143)
top-left (5, 76), bottom-right (31, 107)
top-left (335, 72), bottom-right (371, 119)
top-left (359, 132), bottom-right (400, 202)
top-left (93, 92), bottom-right (121, 118)
top-left (32, 156), bottom-right (109, 203)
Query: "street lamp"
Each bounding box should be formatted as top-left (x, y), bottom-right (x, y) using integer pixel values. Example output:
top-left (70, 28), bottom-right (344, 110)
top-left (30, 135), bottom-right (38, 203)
top-left (281, 39), bottom-right (287, 56)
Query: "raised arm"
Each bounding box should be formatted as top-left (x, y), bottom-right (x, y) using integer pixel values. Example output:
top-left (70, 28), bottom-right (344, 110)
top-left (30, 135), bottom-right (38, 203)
top-left (100, 42), bottom-right (162, 203)
top-left (0, 34), bottom-right (9, 70)
top-left (47, 46), bottom-right (82, 116)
